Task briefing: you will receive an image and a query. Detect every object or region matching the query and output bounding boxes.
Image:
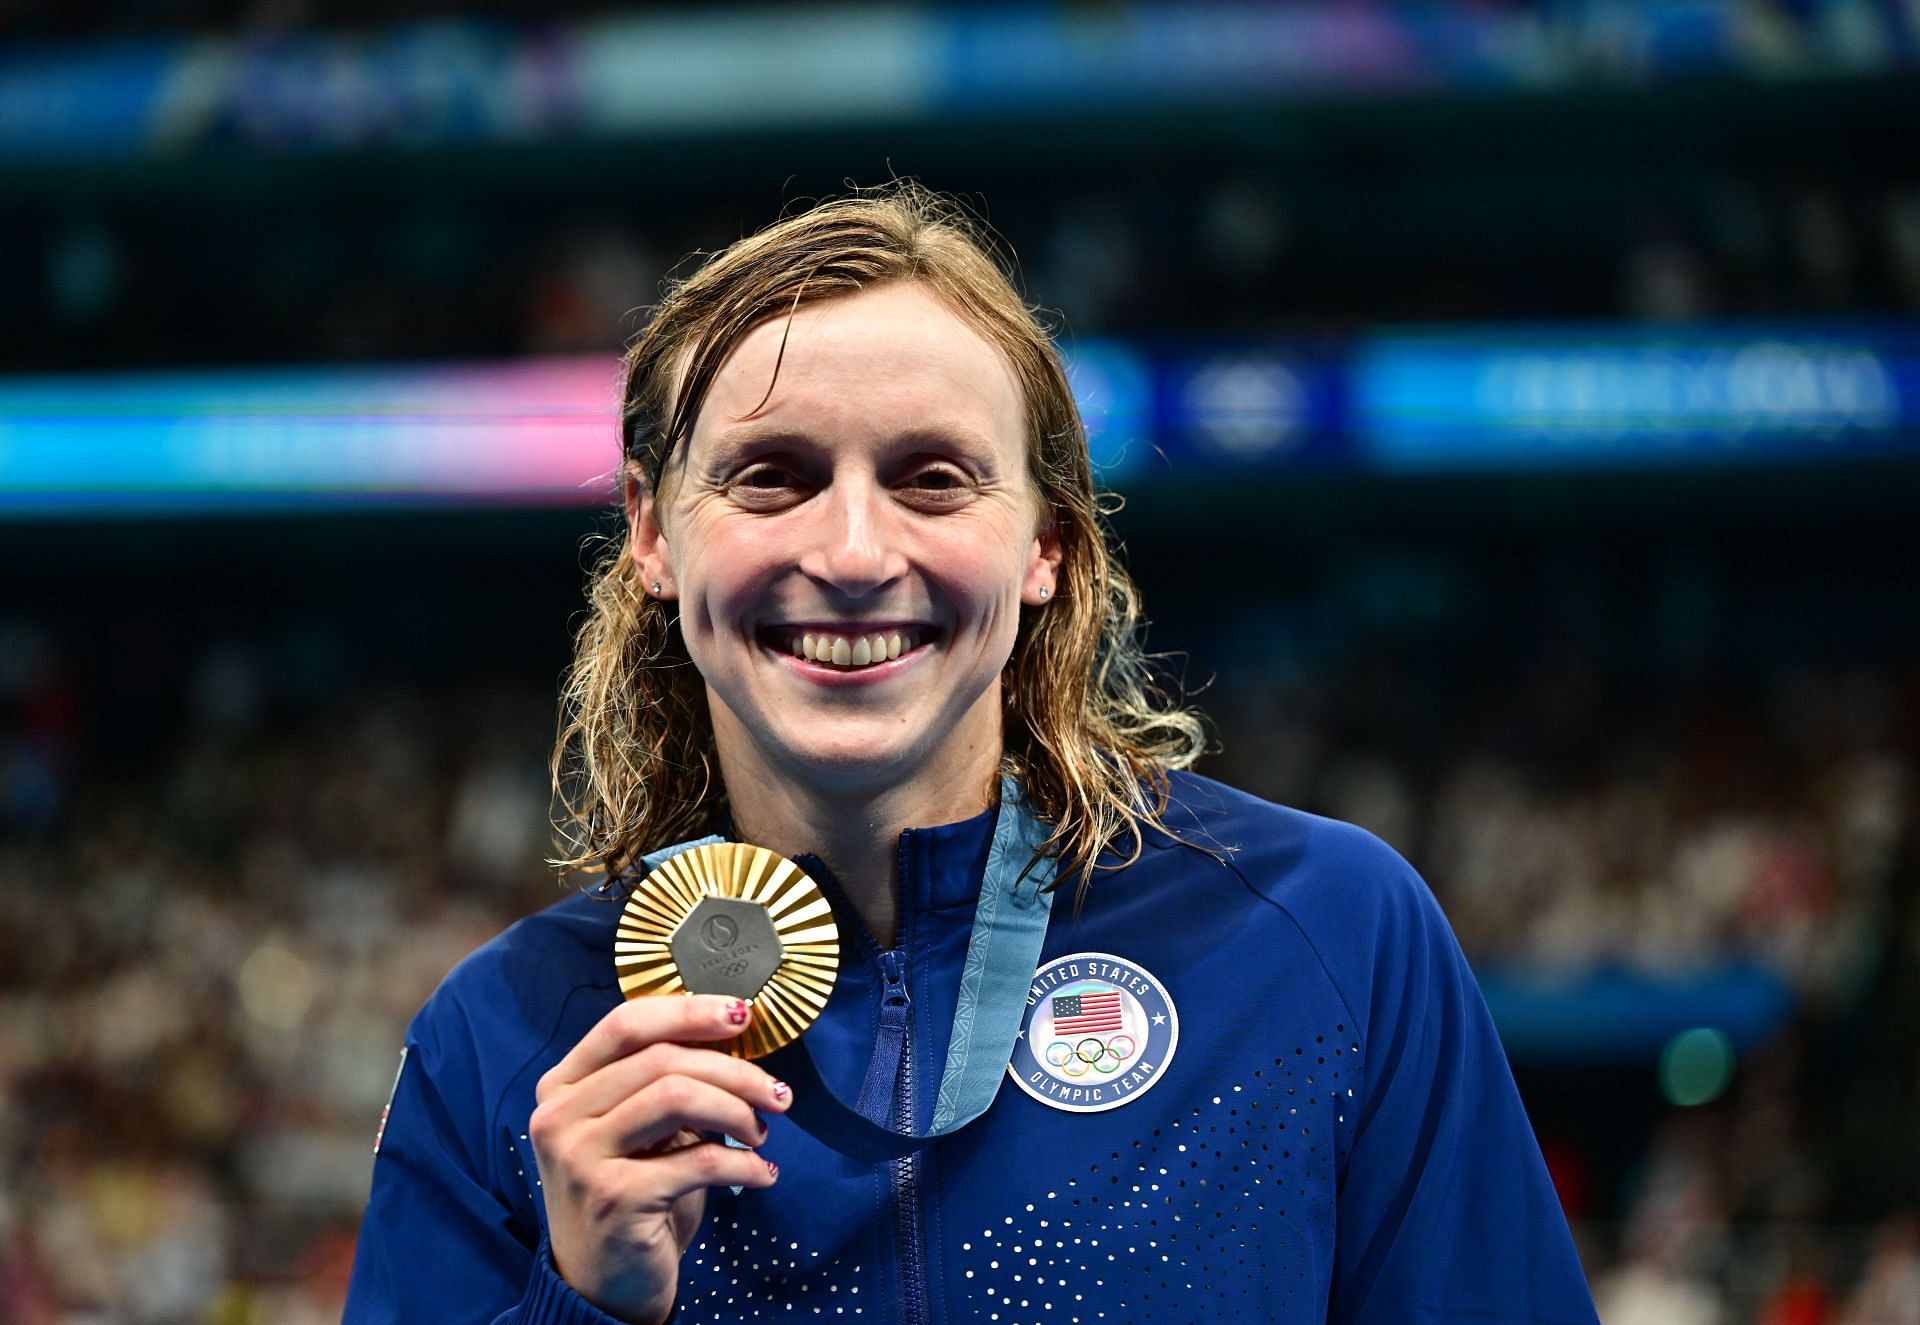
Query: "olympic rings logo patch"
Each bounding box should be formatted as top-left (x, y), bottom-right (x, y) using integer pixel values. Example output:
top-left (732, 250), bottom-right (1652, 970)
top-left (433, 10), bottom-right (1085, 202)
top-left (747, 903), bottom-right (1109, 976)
top-left (1042, 1033), bottom-right (1137, 1076)
top-left (1009, 952), bottom-right (1178, 1114)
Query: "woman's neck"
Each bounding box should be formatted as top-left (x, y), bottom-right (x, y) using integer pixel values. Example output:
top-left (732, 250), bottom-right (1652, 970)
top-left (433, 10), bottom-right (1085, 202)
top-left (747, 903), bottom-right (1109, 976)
top-left (719, 750), bottom-right (1001, 950)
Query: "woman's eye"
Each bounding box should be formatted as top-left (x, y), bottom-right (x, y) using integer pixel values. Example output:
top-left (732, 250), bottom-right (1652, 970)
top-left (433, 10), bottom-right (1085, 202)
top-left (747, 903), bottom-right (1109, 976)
top-left (904, 468), bottom-right (968, 496)
top-left (732, 465), bottom-right (802, 496)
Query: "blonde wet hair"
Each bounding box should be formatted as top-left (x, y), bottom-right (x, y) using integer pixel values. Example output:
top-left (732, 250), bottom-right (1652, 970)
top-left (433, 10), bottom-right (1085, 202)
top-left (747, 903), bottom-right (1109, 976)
top-left (550, 183), bottom-right (1205, 905)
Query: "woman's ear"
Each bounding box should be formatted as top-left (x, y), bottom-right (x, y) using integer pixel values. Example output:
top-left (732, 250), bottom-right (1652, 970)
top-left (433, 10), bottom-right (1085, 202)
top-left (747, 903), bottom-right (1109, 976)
top-left (1022, 508), bottom-right (1064, 606)
top-left (623, 474), bottom-right (676, 600)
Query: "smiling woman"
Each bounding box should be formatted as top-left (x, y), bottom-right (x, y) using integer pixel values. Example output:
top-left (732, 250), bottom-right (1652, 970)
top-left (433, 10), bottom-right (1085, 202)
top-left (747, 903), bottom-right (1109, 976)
top-left (344, 184), bottom-right (1604, 1325)
top-left (554, 185), bottom-right (1205, 916)
top-left (629, 282), bottom-right (1058, 871)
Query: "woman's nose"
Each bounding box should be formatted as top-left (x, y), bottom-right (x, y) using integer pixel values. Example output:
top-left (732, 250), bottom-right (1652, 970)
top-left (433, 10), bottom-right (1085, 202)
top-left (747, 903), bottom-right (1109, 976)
top-left (797, 480), bottom-right (908, 595)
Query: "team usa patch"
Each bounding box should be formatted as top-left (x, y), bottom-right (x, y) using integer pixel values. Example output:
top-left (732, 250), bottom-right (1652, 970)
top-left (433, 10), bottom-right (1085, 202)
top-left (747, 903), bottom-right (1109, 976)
top-left (1008, 951), bottom-right (1178, 1113)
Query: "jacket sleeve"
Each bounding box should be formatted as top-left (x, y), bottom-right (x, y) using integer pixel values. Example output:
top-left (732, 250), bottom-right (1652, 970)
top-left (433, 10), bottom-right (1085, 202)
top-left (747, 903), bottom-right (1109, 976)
top-left (1328, 850), bottom-right (1601, 1325)
top-left (342, 1019), bottom-right (642, 1325)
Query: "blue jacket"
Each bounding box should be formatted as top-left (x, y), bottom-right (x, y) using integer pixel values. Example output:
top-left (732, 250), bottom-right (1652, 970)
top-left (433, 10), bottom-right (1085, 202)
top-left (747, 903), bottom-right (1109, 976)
top-left (345, 771), bottom-right (1601, 1324)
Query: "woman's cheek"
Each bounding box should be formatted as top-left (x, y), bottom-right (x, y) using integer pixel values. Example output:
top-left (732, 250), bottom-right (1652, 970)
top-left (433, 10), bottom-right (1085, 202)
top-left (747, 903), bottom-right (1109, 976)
top-left (691, 521), bottom-right (781, 597)
top-left (931, 531), bottom-right (1027, 622)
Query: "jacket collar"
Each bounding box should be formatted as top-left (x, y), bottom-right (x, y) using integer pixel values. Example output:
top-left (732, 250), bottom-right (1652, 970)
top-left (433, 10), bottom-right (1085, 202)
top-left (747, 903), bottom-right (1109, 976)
top-left (765, 799), bottom-right (999, 957)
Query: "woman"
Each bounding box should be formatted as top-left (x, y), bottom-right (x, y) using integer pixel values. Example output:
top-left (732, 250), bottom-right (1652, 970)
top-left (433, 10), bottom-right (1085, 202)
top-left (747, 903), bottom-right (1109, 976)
top-left (344, 186), bottom-right (1601, 1324)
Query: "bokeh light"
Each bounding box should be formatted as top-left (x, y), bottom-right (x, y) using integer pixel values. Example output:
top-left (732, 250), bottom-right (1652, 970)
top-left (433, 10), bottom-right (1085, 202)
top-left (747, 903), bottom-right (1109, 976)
top-left (237, 941), bottom-right (315, 1034)
top-left (1658, 1027), bottom-right (1737, 1108)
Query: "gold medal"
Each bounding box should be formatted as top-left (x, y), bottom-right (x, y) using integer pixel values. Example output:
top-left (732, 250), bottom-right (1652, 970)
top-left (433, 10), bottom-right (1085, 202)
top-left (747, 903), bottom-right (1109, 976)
top-left (614, 842), bottom-right (840, 1059)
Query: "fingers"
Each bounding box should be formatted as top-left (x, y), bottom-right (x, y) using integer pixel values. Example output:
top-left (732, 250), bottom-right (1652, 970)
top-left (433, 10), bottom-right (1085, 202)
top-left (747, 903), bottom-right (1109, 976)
top-left (632, 1139), bottom-right (780, 1200)
top-left (539, 995), bottom-right (753, 1100)
top-left (601, 1074), bottom-right (770, 1155)
top-left (528, 998), bottom-right (788, 1318)
top-left (549, 1039), bottom-right (790, 1123)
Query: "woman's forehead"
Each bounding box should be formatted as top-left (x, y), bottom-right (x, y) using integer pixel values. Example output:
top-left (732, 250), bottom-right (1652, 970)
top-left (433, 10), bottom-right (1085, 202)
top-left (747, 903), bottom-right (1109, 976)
top-left (692, 283), bottom-right (1024, 449)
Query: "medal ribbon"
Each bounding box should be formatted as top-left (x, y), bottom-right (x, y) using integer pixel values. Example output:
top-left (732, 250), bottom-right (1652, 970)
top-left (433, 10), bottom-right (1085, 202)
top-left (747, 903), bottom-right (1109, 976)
top-left (638, 776), bottom-right (1057, 1163)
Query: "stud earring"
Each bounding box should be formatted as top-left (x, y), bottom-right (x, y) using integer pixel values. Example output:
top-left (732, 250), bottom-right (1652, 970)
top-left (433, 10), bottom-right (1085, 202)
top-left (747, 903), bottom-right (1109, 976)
top-left (1038, 586), bottom-right (1049, 599)
top-left (652, 581), bottom-right (662, 594)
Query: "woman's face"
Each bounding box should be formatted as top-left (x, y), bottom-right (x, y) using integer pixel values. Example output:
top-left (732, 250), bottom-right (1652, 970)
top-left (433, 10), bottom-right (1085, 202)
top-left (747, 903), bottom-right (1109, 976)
top-left (632, 281), bottom-right (1060, 800)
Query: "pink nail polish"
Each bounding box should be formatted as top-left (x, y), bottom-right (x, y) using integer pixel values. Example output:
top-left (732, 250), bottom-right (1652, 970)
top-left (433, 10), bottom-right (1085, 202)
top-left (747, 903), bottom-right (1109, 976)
top-left (727, 1000), bottom-right (750, 1025)
top-left (771, 1080), bottom-right (790, 1101)
top-left (766, 1160), bottom-right (779, 1179)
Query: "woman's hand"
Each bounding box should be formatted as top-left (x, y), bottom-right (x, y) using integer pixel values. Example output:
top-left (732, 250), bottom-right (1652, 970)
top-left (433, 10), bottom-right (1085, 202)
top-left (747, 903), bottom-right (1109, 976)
top-left (529, 994), bottom-right (790, 1325)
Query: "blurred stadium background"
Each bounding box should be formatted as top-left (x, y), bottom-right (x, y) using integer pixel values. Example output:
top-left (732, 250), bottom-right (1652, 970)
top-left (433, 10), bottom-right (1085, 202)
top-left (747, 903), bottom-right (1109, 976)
top-left (4, 2), bottom-right (1919, 1322)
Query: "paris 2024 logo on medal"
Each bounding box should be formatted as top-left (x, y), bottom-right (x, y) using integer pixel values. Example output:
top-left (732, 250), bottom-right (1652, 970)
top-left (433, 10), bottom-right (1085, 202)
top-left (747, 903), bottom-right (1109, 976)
top-left (1008, 952), bottom-right (1178, 1114)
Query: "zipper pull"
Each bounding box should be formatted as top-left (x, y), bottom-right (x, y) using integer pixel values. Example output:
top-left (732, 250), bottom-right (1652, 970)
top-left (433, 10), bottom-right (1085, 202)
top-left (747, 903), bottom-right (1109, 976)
top-left (879, 949), bottom-right (911, 1017)
top-left (856, 949), bottom-right (911, 1125)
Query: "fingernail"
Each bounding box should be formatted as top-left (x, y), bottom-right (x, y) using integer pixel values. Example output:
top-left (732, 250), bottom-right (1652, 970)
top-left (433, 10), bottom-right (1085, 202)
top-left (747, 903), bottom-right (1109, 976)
top-left (727, 1000), bottom-right (750, 1025)
top-left (770, 1080), bottom-right (790, 1102)
top-left (766, 1160), bottom-right (779, 1179)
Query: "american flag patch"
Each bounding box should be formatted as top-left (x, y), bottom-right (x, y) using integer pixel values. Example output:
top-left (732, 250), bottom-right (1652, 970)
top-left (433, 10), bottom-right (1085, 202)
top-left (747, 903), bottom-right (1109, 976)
top-left (1051, 989), bottom-right (1125, 1035)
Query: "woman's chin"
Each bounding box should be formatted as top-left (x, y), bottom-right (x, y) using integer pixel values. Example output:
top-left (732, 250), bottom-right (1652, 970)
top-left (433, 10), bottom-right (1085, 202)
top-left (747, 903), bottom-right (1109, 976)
top-left (772, 734), bottom-right (933, 790)
top-left (747, 708), bottom-right (991, 795)
top-left (709, 679), bottom-right (1004, 798)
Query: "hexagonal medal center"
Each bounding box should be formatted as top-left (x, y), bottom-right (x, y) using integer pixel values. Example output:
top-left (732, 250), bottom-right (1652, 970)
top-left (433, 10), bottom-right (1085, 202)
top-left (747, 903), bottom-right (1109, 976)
top-left (669, 896), bottom-right (785, 1000)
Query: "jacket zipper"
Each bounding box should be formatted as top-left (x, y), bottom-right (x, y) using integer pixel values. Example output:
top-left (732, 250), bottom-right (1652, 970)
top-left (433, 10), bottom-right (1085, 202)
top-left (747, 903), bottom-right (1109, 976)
top-left (890, 830), bottom-right (931, 1325)
top-left (795, 848), bottom-right (934, 1325)
top-left (881, 947), bottom-right (929, 1325)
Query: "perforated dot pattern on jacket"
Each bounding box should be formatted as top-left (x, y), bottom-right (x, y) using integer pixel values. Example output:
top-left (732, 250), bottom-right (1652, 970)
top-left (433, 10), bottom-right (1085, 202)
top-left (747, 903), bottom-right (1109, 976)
top-left (673, 1214), bottom-right (875, 1321)
top-left (949, 1028), bottom-right (1357, 1322)
top-left (665, 1024), bottom-right (1359, 1323)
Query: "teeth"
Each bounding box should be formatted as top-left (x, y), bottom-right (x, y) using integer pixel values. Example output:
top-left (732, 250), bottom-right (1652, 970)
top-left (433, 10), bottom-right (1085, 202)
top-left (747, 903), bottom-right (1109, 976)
top-left (787, 629), bottom-right (920, 668)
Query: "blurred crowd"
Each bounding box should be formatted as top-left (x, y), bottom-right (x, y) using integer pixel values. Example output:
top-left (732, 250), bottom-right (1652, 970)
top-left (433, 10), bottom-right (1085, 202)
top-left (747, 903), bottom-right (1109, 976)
top-left (0, 630), bottom-right (558, 1322)
top-left (1, 530), bottom-right (1916, 1321)
top-left (1214, 658), bottom-right (1910, 1001)
top-left (516, 173), bottom-right (1920, 344)
top-left (20, 164), bottom-right (1920, 377)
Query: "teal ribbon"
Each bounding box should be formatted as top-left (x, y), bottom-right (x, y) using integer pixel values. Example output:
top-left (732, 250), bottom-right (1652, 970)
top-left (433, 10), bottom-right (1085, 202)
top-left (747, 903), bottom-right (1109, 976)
top-left (927, 778), bottom-right (1054, 1132)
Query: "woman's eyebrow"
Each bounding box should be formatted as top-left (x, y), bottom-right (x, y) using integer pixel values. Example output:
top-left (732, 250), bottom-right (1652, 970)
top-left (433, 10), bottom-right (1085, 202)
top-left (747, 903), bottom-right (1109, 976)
top-left (694, 426), bottom-right (817, 468)
top-left (888, 425), bottom-right (999, 457)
